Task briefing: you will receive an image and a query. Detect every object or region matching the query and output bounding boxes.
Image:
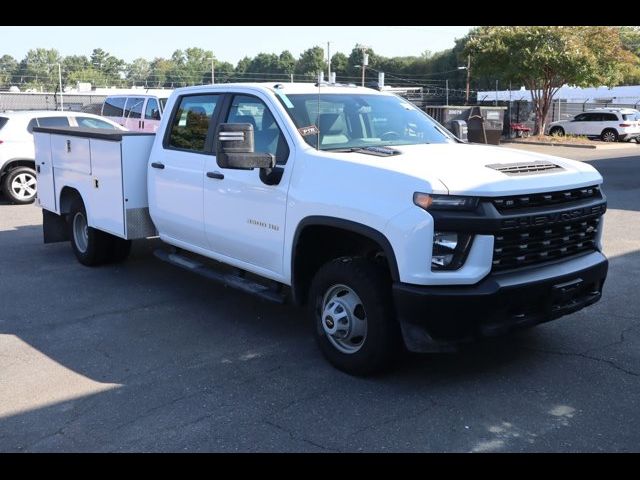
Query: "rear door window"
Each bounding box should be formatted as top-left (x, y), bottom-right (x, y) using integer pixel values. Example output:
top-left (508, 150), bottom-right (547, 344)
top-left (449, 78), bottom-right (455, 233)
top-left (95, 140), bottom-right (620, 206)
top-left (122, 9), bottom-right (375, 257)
top-left (103, 97), bottom-right (126, 117)
top-left (75, 117), bottom-right (118, 130)
top-left (166, 94), bottom-right (220, 152)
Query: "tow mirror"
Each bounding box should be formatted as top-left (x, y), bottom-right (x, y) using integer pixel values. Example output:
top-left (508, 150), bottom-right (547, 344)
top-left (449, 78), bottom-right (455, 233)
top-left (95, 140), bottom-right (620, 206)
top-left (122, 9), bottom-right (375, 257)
top-left (215, 123), bottom-right (275, 170)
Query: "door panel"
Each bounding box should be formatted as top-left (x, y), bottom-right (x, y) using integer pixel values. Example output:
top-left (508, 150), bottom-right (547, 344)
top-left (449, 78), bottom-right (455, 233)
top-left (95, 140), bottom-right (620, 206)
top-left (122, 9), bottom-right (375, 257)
top-left (203, 93), bottom-right (291, 275)
top-left (148, 93), bottom-right (221, 249)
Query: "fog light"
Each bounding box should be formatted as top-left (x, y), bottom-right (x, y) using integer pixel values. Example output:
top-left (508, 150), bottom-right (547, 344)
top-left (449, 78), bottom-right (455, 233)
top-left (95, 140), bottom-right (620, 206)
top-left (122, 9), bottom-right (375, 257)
top-left (432, 231), bottom-right (473, 270)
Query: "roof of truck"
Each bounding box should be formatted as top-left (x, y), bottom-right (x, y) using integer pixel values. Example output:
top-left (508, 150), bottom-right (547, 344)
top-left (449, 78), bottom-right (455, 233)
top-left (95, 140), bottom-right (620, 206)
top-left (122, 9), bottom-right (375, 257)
top-left (172, 82), bottom-right (387, 96)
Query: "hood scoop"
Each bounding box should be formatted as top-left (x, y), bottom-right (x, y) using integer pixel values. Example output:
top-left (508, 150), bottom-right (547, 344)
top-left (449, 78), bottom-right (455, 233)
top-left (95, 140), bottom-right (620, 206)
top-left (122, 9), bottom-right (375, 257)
top-left (486, 160), bottom-right (564, 176)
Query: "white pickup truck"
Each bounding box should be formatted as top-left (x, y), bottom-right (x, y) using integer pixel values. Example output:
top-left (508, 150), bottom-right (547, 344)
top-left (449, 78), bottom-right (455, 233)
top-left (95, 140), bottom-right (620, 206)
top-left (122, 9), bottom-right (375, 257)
top-left (33, 82), bottom-right (608, 375)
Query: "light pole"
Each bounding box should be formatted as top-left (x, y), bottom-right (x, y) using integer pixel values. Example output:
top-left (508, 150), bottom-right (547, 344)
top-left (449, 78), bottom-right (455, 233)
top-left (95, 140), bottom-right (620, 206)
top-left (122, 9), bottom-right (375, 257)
top-left (58, 63), bottom-right (63, 111)
top-left (210, 57), bottom-right (215, 84)
top-left (457, 55), bottom-right (471, 105)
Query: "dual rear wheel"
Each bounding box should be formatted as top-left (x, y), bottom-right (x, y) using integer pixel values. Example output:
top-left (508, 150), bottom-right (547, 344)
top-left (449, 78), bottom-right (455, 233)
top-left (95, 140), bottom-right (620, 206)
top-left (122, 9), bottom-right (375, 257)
top-left (68, 197), bottom-right (131, 266)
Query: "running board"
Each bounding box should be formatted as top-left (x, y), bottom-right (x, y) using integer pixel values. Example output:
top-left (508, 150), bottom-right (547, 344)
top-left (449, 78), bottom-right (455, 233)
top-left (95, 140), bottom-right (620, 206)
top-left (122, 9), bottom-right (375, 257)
top-left (153, 249), bottom-right (287, 304)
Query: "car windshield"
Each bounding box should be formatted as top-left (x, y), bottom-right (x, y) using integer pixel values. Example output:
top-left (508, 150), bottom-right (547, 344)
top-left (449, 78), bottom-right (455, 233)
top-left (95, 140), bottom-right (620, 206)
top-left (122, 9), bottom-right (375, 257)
top-left (275, 92), bottom-right (455, 150)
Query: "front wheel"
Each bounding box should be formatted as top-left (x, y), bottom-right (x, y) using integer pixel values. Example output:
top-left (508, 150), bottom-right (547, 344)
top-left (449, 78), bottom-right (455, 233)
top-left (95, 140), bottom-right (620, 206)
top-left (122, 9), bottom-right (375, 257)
top-left (3, 166), bottom-right (37, 204)
top-left (308, 257), bottom-right (401, 376)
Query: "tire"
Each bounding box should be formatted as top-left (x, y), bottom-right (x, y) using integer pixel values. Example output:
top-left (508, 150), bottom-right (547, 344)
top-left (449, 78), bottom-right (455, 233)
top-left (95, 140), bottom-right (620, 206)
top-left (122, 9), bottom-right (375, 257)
top-left (2, 166), bottom-right (37, 204)
top-left (308, 256), bottom-right (401, 376)
top-left (67, 197), bottom-right (113, 266)
top-left (549, 126), bottom-right (564, 137)
top-left (601, 129), bottom-right (618, 142)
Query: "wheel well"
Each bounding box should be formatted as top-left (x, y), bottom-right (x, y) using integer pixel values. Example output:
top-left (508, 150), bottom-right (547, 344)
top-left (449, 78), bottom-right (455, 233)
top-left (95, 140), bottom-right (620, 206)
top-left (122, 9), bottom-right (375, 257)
top-left (0, 159), bottom-right (35, 178)
top-left (59, 187), bottom-right (82, 215)
top-left (292, 221), bottom-right (398, 306)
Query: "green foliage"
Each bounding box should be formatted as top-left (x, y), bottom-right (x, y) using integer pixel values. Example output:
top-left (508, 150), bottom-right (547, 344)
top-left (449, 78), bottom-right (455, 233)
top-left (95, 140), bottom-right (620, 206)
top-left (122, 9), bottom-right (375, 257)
top-left (295, 46), bottom-right (325, 77)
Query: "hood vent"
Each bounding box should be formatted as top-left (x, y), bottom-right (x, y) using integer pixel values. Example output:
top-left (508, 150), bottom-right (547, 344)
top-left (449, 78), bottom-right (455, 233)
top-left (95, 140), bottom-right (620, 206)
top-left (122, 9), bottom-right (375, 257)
top-left (487, 161), bottom-right (564, 176)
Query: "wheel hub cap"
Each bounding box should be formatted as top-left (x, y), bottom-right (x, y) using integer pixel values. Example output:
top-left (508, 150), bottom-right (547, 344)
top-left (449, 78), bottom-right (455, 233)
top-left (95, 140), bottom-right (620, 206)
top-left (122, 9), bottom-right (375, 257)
top-left (321, 284), bottom-right (367, 354)
top-left (11, 173), bottom-right (37, 200)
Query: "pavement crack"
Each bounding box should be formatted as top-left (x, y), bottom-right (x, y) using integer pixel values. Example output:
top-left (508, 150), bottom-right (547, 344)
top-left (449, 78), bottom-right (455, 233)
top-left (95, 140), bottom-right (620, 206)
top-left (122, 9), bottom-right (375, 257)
top-left (526, 347), bottom-right (640, 377)
top-left (263, 419), bottom-right (340, 452)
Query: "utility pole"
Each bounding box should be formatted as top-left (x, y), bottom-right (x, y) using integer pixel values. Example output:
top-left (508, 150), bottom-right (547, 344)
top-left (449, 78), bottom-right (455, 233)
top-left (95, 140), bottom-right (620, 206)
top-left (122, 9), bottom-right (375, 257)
top-left (465, 54), bottom-right (470, 105)
top-left (210, 57), bottom-right (215, 84)
top-left (356, 44), bottom-right (370, 87)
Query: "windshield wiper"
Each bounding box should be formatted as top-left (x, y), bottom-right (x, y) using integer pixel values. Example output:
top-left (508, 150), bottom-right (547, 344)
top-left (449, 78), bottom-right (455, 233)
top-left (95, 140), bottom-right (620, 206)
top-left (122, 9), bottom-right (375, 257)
top-left (324, 146), bottom-right (402, 156)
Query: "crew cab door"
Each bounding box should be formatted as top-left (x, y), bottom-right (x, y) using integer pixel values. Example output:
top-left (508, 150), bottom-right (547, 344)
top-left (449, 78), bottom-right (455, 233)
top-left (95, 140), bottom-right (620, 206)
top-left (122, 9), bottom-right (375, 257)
top-left (203, 93), bottom-right (292, 276)
top-left (148, 93), bottom-right (222, 249)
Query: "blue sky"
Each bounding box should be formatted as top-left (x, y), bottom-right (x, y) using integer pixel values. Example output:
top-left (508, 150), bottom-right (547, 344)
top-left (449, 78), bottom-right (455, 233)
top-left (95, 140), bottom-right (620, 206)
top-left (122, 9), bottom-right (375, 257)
top-left (0, 26), bottom-right (474, 64)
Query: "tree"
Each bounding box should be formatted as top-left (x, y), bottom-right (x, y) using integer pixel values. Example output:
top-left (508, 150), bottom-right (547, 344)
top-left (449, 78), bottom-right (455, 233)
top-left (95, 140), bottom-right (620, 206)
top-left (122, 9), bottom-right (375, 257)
top-left (295, 46), bottom-right (325, 78)
top-left (126, 58), bottom-right (151, 85)
top-left (331, 52), bottom-right (348, 79)
top-left (465, 26), bottom-right (638, 134)
top-left (0, 54), bottom-right (17, 86)
top-left (278, 50), bottom-right (296, 76)
top-left (16, 48), bottom-right (62, 91)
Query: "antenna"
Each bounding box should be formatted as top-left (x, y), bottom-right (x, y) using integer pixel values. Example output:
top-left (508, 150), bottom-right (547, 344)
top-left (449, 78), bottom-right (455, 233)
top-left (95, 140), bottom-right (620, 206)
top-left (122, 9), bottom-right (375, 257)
top-left (317, 77), bottom-right (321, 151)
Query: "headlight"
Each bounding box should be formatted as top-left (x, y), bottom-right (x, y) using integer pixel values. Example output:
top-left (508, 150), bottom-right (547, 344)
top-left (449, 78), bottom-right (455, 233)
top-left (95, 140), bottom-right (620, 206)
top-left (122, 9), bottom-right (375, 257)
top-left (432, 231), bottom-right (473, 270)
top-left (414, 192), bottom-right (478, 211)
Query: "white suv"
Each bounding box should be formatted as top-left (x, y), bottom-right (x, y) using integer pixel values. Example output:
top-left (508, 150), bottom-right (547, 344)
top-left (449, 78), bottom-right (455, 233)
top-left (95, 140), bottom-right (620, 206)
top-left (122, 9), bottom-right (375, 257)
top-left (547, 108), bottom-right (640, 142)
top-left (0, 111), bottom-right (125, 204)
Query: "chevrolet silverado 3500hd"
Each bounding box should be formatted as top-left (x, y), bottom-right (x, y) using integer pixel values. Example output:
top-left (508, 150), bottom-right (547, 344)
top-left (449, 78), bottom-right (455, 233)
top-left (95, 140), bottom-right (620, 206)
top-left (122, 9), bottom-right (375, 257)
top-left (33, 83), bottom-right (608, 375)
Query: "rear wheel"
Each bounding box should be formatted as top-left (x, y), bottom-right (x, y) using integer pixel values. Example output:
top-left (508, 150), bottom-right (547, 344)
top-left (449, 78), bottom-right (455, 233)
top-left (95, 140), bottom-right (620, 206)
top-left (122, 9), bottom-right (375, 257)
top-left (68, 197), bottom-right (113, 266)
top-left (308, 257), bottom-right (401, 376)
top-left (549, 126), bottom-right (564, 137)
top-left (3, 166), bottom-right (37, 204)
top-left (601, 129), bottom-right (618, 142)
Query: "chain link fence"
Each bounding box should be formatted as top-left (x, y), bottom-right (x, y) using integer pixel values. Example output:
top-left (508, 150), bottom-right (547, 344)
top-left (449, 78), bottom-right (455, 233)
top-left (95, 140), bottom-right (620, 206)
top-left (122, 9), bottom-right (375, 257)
top-left (0, 92), bottom-right (107, 113)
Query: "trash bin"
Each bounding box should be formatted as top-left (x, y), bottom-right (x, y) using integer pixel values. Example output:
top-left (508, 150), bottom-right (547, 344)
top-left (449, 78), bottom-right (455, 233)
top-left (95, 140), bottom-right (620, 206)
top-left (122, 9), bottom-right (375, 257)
top-left (466, 106), bottom-right (505, 145)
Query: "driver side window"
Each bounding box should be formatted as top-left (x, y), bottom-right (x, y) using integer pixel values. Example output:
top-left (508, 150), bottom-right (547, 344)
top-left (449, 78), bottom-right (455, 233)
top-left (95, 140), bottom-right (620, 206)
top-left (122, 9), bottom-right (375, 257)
top-left (226, 95), bottom-right (290, 165)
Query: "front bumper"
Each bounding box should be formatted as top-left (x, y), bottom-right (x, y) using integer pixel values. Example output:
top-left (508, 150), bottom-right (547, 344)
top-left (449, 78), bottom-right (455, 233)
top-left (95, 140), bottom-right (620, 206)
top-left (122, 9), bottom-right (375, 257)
top-left (394, 251), bottom-right (608, 352)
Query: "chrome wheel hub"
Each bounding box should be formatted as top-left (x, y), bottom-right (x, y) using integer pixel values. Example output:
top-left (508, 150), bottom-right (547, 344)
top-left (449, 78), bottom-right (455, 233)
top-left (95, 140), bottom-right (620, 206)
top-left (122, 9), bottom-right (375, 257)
top-left (321, 284), bottom-right (367, 354)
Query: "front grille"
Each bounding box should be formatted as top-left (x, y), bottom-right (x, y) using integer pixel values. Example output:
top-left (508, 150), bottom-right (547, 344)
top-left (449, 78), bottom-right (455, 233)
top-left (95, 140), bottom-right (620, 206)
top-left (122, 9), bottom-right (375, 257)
top-left (492, 217), bottom-right (600, 271)
top-left (486, 161), bottom-right (563, 176)
top-left (492, 185), bottom-right (601, 211)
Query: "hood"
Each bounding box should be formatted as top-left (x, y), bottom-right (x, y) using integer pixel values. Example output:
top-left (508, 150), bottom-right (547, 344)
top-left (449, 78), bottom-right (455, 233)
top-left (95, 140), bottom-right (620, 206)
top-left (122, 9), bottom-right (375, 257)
top-left (332, 143), bottom-right (603, 197)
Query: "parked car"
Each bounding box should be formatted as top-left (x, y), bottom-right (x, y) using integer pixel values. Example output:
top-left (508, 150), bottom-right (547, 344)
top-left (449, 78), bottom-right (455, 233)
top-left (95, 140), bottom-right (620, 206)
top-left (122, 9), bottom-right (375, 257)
top-left (101, 93), bottom-right (170, 132)
top-left (547, 108), bottom-right (640, 142)
top-left (0, 111), bottom-right (125, 204)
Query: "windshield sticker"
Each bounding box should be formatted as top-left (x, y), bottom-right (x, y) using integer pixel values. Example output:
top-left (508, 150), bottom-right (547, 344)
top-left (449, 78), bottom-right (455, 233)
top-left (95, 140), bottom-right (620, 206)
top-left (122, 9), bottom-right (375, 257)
top-left (298, 125), bottom-right (319, 136)
top-left (275, 91), bottom-right (294, 108)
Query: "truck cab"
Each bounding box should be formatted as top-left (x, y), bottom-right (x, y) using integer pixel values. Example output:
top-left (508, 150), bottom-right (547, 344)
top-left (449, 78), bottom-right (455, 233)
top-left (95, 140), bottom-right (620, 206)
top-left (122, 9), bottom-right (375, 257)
top-left (34, 83), bottom-right (608, 376)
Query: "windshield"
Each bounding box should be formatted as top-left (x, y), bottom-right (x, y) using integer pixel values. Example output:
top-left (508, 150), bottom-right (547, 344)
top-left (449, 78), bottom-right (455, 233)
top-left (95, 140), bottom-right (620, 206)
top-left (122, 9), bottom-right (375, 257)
top-left (276, 92), bottom-right (455, 150)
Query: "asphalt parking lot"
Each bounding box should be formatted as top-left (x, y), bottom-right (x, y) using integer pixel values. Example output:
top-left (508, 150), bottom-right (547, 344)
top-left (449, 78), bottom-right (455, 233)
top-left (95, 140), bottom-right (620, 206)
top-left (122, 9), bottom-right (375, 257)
top-left (0, 144), bottom-right (638, 452)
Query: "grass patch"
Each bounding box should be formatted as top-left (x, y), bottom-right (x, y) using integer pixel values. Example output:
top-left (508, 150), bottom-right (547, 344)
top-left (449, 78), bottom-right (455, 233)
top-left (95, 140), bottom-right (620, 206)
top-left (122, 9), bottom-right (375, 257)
top-left (521, 134), bottom-right (593, 144)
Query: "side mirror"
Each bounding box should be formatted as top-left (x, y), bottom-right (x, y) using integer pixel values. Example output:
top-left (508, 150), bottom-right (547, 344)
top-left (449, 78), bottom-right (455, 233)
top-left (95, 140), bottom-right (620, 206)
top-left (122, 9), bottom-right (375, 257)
top-left (215, 123), bottom-right (275, 170)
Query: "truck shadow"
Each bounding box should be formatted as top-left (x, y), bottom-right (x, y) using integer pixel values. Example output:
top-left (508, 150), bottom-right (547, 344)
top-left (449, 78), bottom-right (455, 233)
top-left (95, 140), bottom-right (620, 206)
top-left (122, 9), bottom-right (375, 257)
top-left (1, 223), bottom-right (638, 451)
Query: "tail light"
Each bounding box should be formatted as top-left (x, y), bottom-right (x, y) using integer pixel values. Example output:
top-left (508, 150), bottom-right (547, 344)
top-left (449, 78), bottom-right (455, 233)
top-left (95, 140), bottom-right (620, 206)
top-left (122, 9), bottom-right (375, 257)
top-left (620, 123), bottom-right (631, 127)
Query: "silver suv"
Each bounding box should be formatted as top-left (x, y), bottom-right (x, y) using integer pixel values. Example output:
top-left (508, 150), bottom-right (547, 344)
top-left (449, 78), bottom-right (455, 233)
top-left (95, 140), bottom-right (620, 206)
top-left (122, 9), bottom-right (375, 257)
top-left (547, 108), bottom-right (640, 142)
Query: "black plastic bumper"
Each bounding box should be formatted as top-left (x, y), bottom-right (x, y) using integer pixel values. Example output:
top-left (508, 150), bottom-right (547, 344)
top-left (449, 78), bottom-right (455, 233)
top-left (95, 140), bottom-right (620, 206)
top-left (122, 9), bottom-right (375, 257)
top-left (393, 251), bottom-right (608, 352)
